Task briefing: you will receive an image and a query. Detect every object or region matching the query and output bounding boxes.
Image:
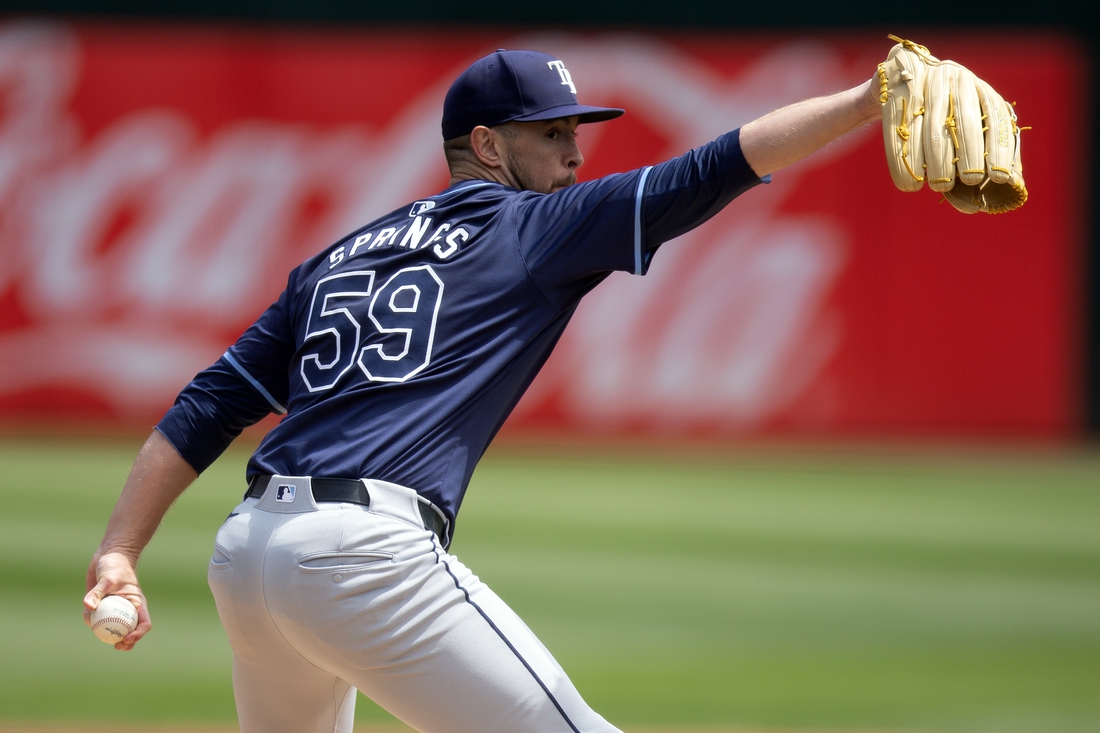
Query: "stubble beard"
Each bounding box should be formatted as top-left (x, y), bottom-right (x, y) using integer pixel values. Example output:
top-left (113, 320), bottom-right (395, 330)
top-left (507, 153), bottom-right (576, 194)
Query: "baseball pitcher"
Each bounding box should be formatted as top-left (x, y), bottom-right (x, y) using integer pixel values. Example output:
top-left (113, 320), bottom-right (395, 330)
top-left (84, 40), bottom-right (1024, 733)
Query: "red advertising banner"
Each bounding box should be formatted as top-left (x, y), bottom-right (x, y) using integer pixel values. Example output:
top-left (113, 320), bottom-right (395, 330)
top-left (0, 21), bottom-right (1086, 438)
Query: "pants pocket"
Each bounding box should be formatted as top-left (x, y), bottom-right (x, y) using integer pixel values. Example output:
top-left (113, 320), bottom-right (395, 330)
top-left (209, 506), bottom-right (247, 572)
top-left (209, 542), bottom-right (232, 570)
top-left (297, 551), bottom-right (394, 573)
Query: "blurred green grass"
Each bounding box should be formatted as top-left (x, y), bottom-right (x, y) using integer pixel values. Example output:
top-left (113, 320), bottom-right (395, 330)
top-left (1, 437), bottom-right (1098, 731)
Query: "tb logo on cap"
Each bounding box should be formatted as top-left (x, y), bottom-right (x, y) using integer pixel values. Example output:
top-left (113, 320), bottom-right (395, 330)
top-left (546, 60), bottom-right (576, 95)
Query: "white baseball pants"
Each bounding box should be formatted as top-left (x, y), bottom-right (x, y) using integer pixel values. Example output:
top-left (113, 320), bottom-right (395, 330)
top-left (207, 475), bottom-right (621, 733)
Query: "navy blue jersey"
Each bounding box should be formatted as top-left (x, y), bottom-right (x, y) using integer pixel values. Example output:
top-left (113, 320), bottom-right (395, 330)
top-left (158, 129), bottom-right (764, 540)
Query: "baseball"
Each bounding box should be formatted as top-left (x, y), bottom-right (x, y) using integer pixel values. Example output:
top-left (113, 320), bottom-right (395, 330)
top-left (89, 595), bottom-right (138, 644)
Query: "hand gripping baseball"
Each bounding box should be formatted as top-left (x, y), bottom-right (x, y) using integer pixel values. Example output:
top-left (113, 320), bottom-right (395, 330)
top-left (84, 551), bottom-right (152, 650)
top-left (877, 35), bottom-right (1028, 214)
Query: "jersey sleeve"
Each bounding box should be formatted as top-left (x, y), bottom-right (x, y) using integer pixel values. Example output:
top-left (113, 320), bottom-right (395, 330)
top-left (640, 128), bottom-right (766, 250)
top-left (156, 284), bottom-right (296, 474)
top-left (517, 128), bottom-right (765, 307)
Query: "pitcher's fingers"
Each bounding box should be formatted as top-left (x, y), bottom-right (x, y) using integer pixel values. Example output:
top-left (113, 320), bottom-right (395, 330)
top-left (83, 580), bottom-right (110, 612)
top-left (116, 603), bottom-right (152, 651)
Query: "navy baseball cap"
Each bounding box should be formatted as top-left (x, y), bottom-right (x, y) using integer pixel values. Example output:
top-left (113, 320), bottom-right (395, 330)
top-left (442, 49), bottom-right (624, 140)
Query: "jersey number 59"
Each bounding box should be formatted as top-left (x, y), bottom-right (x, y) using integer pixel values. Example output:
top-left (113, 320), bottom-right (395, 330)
top-left (300, 266), bottom-right (444, 391)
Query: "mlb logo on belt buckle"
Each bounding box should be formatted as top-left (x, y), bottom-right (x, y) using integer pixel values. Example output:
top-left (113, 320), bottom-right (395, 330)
top-left (276, 484), bottom-right (296, 502)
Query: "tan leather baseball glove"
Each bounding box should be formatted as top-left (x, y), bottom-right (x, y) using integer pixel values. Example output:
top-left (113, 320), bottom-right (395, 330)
top-left (877, 36), bottom-right (1028, 214)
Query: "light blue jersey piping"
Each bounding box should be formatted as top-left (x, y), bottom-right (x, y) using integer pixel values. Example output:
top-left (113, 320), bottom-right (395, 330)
top-left (633, 166), bottom-right (653, 276)
top-left (223, 351), bottom-right (287, 414)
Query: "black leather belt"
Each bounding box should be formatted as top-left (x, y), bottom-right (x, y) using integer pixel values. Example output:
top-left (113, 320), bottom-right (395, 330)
top-left (246, 475), bottom-right (447, 544)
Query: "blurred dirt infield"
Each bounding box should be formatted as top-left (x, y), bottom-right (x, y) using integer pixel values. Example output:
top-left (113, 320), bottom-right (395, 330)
top-left (0, 727), bottom-right (929, 733)
top-left (0, 727), bottom-right (984, 733)
top-left (0, 726), bottom-right (858, 730)
top-left (0, 727), bottom-right (802, 733)
top-left (0, 728), bottom-right (289, 733)
top-left (0, 727), bottom-right (764, 733)
top-left (0, 721), bottom-right (818, 726)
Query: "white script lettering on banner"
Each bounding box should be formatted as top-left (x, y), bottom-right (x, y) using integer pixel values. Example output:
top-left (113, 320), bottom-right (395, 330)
top-left (0, 21), bottom-right (868, 428)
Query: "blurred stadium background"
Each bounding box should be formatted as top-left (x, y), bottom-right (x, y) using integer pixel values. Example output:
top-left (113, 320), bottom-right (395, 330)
top-left (0, 1), bottom-right (1097, 731)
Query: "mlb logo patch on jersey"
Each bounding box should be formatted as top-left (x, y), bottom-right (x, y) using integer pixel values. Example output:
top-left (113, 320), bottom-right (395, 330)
top-left (410, 200), bottom-right (436, 216)
top-left (276, 484), bottom-right (296, 502)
